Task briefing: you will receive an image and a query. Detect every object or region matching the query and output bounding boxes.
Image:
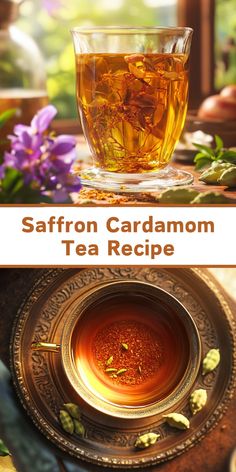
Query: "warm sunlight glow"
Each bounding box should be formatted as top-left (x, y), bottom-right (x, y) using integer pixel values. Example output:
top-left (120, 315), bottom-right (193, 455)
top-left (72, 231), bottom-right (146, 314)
top-left (144, 0), bottom-right (176, 7)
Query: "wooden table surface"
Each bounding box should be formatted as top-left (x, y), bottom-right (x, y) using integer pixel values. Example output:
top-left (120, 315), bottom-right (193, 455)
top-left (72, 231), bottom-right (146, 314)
top-left (0, 269), bottom-right (235, 472)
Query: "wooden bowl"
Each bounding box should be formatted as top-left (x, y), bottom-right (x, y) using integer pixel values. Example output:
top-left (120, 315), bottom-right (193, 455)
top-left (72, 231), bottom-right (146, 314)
top-left (186, 111), bottom-right (236, 148)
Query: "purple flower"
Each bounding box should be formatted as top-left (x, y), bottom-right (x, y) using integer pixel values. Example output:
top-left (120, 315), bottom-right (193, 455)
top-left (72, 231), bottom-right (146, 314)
top-left (50, 135), bottom-right (76, 156)
top-left (31, 105), bottom-right (57, 133)
top-left (1, 105), bottom-right (81, 202)
top-left (0, 165), bottom-right (5, 180)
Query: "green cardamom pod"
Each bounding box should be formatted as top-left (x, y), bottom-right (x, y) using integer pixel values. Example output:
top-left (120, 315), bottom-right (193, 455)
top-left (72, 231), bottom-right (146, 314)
top-left (202, 348), bottom-right (220, 375)
top-left (63, 403), bottom-right (81, 420)
top-left (163, 413), bottom-right (190, 430)
top-left (59, 409), bottom-right (74, 434)
top-left (106, 355), bottom-right (113, 366)
top-left (116, 368), bottom-right (127, 375)
top-left (218, 167), bottom-right (236, 187)
top-left (134, 432), bottom-right (160, 449)
top-left (74, 419), bottom-right (85, 438)
top-left (158, 187), bottom-right (199, 204)
top-left (121, 343), bottom-right (129, 351)
top-left (199, 163), bottom-right (234, 184)
top-left (199, 170), bottom-right (218, 185)
top-left (189, 389), bottom-right (207, 415)
top-left (191, 191), bottom-right (235, 204)
top-left (211, 160), bottom-right (229, 168)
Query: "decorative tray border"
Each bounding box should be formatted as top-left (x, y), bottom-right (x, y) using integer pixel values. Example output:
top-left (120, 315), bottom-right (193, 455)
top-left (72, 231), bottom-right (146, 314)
top-left (10, 268), bottom-right (236, 468)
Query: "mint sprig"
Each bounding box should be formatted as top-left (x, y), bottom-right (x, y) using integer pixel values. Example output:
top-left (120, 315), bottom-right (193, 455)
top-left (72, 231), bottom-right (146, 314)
top-left (193, 135), bottom-right (236, 170)
top-left (0, 439), bottom-right (10, 456)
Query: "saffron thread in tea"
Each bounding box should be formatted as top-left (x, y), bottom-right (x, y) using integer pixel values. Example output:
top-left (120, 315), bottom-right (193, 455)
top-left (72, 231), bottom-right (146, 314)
top-left (72, 295), bottom-right (190, 407)
top-left (76, 53), bottom-right (188, 173)
top-left (93, 319), bottom-right (164, 386)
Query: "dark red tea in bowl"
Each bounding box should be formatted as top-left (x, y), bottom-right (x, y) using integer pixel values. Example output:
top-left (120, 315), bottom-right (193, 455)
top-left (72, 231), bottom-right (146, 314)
top-left (66, 282), bottom-right (200, 416)
top-left (72, 294), bottom-right (189, 407)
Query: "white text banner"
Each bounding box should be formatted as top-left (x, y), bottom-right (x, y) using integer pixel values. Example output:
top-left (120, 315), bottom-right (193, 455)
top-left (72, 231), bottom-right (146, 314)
top-left (0, 206), bottom-right (234, 266)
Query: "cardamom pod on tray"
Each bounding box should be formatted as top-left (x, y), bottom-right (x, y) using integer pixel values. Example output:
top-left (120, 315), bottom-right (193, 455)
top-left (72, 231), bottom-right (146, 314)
top-left (63, 403), bottom-right (81, 420)
top-left (189, 389), bottom-right (207, 415)
top-left (134, 432), bottom-right (160, 449)
top-left (74, 419), bottom-right (85, 438)
top-left (163, 413), bottom-right (190, 430)
top-left (202, 348), bottom-right (220, 375)
top-left (59, 409), bottom-right (74, 434)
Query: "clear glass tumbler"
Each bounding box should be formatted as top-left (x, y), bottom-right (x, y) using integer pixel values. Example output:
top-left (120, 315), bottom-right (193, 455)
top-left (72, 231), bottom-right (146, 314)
top-left (71, 27), bottom-right (193, 192)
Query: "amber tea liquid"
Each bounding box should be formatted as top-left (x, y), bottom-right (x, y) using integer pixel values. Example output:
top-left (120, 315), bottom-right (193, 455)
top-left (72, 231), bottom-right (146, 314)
top-left (0, 89), bottom-right (48, 142)
top-left (72, 294), bottom-right (190, 407)
top-left (76, 53), bottom-right (188, 173)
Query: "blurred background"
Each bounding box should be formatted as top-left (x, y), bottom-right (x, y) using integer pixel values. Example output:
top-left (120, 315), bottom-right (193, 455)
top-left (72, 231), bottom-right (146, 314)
top-left (11, 0), bottom-right (236, 119)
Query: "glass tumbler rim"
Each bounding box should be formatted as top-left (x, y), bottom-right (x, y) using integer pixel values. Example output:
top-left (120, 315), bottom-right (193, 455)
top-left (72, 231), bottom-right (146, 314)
top-left (70, 25), bottom-right (193, 35)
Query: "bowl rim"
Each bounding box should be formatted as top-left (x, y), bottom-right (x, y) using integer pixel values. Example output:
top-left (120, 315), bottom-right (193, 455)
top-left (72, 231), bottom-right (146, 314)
top-left (61, 280), bottom-right (201, 419)
top-left (187, 109), bottom-right (236, 126)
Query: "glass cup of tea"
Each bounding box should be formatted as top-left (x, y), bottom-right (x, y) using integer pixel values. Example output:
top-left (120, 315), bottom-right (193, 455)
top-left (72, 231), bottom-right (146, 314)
top-left (71, 27), bottom-right (193, 193)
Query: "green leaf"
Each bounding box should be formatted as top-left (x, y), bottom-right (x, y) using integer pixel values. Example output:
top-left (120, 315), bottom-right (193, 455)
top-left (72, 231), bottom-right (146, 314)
top-left (15, 187), bottom-right (52, 203)
top-left (192, 142), bottom-right (215, 157)
top-left (1, 168), bottom-right (23, 193)
top-left (216, 150), bottom-right (223, 160)
top-left (0, 439), bottom-right (10, 456)
top-left (193, 134), bottom-right (236, 171)
top-left (194, 152), bottom-right (208, 162)
top-left (195, 158), bottom-right (212, 170)
top-left (0, 109), bottom-right (17, 129)
top-left (214, 134), bottom-right (223, 153)
top-left (220, 150), bottom-right (236, 163)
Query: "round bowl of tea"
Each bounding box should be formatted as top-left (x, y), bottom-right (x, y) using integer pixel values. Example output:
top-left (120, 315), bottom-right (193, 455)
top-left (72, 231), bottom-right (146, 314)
top-left (61, 281), bottom-right (201, 419)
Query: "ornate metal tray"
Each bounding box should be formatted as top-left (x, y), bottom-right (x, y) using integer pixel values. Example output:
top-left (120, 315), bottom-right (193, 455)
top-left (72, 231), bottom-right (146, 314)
top-left (10, 268), bottom-right (236, 469)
